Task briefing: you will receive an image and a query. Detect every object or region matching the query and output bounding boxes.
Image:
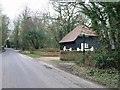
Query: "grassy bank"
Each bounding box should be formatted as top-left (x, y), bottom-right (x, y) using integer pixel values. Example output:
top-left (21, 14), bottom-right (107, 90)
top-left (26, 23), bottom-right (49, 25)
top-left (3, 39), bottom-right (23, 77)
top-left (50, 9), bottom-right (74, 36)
top-left (49, 60), bottom-right (118, 88)
top-left (72, 65), bottom-right (118, 88)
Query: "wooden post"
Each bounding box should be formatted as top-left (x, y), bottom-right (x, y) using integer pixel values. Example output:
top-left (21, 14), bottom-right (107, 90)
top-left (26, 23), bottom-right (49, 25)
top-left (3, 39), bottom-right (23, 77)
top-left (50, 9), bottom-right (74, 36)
top-left (82, 34), bottom-right (85, 64)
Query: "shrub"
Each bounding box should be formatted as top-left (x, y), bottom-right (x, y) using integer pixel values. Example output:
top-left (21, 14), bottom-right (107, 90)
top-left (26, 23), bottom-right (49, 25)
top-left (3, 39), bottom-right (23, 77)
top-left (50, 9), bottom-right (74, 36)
top-left (94, 51), bottom-right (117, 69)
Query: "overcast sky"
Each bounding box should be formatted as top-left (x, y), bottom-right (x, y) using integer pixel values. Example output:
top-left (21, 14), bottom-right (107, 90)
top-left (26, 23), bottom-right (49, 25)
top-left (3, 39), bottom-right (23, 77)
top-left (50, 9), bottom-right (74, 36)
top-left (0, 0), bottom-right (52, 20)
top-left (0, 0), bottom-right (56, 29)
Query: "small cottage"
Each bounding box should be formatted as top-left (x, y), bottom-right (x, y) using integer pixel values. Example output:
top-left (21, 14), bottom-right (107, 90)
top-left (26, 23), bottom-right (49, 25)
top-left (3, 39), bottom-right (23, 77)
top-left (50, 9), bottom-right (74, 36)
top-left (59, 26), bottom-right (98, 51)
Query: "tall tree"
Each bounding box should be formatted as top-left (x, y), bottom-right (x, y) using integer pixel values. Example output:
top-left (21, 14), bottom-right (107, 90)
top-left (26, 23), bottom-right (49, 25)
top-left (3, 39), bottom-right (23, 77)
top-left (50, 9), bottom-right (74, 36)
top-left (12, 18), bottom-right (20, 49)
top-left (79, 2), bottom-right (120, 50)
top-left (49, 2), bottom-right (86, 46)
top-left (19, 7), bottom-right (32, 50)
top-left (2, 15), bottom-right (9, 46)
top-left (78, 2), bottom-right (120, 87)
top-left (11, 7), bottom-right (47, 50)
top-left (0, 9), bottom-right (2, 50)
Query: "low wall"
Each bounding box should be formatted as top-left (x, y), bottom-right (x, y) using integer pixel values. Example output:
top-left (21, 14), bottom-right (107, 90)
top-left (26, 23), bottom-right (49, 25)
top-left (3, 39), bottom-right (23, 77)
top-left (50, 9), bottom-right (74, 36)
top-left (60, 51), bottom-right (95, 66)
top-left (32, 49), bottom-right (60, 57)
top-left (60, 51), bottom-right (83, 60)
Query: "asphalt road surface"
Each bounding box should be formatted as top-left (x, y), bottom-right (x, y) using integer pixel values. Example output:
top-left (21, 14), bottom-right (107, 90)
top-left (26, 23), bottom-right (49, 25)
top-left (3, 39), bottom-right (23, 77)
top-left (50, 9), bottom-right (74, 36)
top-left (0, 52), bottom-right (2, 89)
top-left (2, 48), bottom-right (105, 88)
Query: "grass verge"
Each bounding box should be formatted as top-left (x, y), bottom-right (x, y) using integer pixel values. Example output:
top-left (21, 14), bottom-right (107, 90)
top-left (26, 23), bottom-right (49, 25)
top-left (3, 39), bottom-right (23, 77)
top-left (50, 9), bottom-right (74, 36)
top-left (72, 65), bottom-right (118, 88)
top-left (20, 51), bottom-right (42, 57)
top-left (49, 60), bottom-right (118, 88)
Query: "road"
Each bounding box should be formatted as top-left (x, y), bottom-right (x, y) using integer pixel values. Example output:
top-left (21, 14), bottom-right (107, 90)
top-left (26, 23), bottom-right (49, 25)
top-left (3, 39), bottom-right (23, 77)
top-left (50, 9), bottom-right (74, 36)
top-left (0, 52), bottom-right (2, 89)
top-left (2, 48), bottom-right (104, 88)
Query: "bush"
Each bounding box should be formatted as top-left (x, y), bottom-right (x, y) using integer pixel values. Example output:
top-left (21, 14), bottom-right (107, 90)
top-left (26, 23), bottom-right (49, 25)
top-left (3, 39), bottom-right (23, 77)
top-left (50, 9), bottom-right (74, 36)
top-left (94, 51), bottom-right (117, 69)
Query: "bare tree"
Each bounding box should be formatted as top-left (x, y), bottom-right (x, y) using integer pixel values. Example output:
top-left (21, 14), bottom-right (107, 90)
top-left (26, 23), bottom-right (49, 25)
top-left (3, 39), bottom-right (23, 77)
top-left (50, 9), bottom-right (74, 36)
top-left (48, 2), bottom-right (86, 46)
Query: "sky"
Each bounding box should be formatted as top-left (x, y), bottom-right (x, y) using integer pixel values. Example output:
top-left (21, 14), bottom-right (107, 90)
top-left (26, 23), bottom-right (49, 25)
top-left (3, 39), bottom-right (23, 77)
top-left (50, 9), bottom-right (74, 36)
top-left (0, 0), bottom-right (90, 29)
top-left (0, 0), bottom-right (91, 21)
top-left (0, 0), bottom-right (52, 20)
top-left (0, 0), bottom-right (55, 29)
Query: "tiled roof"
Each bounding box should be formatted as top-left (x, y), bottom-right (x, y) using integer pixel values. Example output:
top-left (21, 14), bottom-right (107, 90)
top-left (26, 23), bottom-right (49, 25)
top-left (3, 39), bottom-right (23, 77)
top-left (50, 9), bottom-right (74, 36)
top-left (59, 26), bottom-right (96, 43)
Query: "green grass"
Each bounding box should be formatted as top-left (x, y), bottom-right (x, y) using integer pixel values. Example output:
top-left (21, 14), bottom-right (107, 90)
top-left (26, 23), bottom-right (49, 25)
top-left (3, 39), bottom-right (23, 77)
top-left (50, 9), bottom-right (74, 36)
top-left (21, 51), bottom-right (42, 57)
top-left (92, 69), bottom-right (118, 88)
top-left (25, 53), bottom-right (41, 57)
top-left (72, 65), bottom-right (118, 88)
top-left (39, 48), bottom-right (59, 50)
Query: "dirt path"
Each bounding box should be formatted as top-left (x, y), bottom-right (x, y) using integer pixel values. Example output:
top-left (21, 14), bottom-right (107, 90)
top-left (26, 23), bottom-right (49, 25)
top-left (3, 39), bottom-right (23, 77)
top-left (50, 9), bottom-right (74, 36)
top-left (38, 57), bottom-right (60, 61)
top-left (37, 56), bottom-right (75, 74)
